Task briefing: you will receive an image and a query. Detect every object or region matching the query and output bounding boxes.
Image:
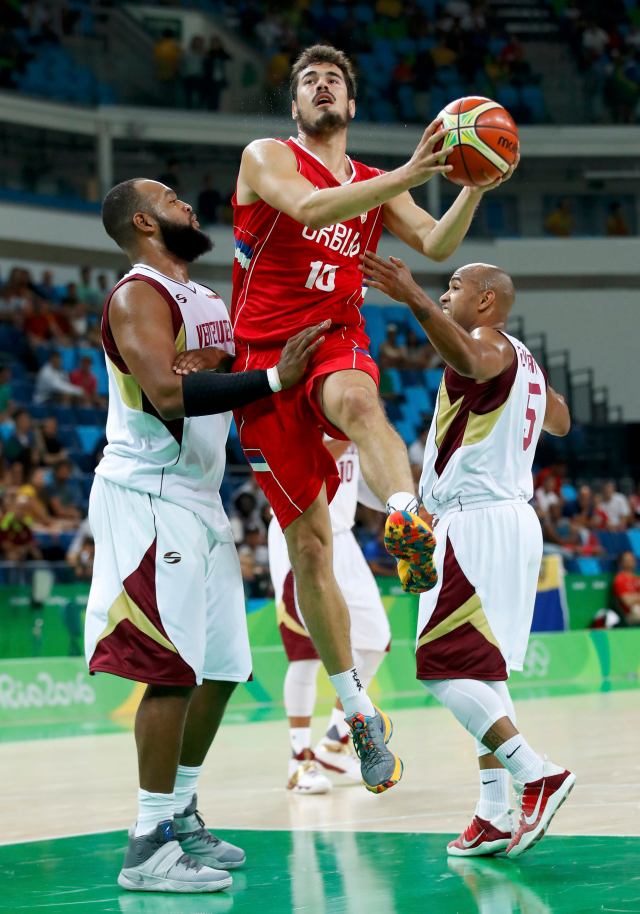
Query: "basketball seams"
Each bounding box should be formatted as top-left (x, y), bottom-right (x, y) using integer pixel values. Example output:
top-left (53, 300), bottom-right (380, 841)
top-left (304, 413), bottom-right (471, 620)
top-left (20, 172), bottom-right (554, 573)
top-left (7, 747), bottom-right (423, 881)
top-left (458, 143), bottom-right (476, 187)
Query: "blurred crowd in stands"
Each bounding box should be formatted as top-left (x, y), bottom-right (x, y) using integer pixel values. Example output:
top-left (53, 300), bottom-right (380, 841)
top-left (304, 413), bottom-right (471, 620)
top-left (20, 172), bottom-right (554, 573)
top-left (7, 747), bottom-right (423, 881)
top-left (1, 0), bottom-right (639, 125)
top-left (553, 0), bottom-right (640, 123)
top-left (0, 259), bottom-right (639, 629)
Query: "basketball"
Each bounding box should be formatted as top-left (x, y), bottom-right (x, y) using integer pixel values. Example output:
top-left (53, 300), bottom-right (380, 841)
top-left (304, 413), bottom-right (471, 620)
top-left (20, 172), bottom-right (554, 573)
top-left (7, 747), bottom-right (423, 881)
top-left (435, 96), bottom-right (519, 188)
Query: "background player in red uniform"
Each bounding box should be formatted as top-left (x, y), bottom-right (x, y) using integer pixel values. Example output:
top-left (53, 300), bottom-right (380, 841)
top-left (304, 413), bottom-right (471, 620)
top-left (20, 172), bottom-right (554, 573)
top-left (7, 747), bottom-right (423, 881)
top-left (231, 44), bottom-right (517, 794)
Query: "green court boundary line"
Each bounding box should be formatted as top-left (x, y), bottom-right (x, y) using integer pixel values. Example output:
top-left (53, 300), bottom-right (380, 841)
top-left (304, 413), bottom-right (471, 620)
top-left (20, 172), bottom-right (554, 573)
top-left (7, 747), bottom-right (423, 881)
top-left (2, 826), bottom-right (638, 849)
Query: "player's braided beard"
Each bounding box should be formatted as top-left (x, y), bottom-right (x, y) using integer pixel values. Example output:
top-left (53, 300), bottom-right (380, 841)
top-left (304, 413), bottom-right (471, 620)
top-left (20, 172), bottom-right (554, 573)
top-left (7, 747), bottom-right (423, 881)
top-left (155, 215), bottom-right (213, 263)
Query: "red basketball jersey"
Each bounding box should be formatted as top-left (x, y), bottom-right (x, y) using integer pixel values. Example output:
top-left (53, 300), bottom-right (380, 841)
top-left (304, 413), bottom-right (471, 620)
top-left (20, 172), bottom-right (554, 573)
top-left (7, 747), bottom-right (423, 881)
top-left (231, 137), bottom-right (385, 348)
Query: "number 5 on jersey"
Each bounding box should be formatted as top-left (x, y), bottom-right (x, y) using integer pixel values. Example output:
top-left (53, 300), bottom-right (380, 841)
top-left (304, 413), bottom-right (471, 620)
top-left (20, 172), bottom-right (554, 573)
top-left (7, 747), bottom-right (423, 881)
top-left (523, 382), bottom-right (542, 451)
top-left (305, 261), bottom-right (338, 292)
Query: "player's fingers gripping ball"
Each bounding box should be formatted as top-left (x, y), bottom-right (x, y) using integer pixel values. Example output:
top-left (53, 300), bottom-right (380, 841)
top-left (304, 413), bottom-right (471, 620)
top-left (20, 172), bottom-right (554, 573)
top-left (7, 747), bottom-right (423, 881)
top-left (434, 96), bottom-right (519, 188)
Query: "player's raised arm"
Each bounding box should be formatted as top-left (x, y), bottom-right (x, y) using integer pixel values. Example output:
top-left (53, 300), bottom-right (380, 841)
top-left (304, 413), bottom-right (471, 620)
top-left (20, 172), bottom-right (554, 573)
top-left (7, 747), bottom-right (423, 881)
top-left (360, 251), bottom-right (512, 381)
top-left (108, 280), bottom-right (329, 419)
top-left (383, 154), bottom-right (519, 262)
top-left (238, 121), bottom-right (453, 231)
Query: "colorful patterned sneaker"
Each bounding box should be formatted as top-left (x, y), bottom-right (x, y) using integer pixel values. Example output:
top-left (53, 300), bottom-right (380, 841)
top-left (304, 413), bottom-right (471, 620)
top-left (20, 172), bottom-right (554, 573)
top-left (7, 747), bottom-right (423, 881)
top-left (447, 810), bottom-right (515, 857)
top-left (287, 749), bottom-right (333, 794)
top-left (174, 794), bottom-right (246, 870)
top-left (346, 707), bottom-right (403, 794)
top-left (384, 510), bottom-right (437, 593)
top-left (506, 762), bottom-right (576, 858)
top-left (117, 819), bottom-right (232, 893)
top-left (314, 732), bottom-right (362, 782)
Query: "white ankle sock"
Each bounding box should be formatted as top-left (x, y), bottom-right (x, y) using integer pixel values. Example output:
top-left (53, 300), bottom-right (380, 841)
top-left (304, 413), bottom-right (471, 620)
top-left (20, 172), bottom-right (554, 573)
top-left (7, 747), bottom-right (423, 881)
top-left (329, 668), bottom-right (375, 718)
top-left (386, 491), bottom-right (419, 514)
top-left (494, 735), bottom-right (544, 784)
top-left (135, 789), bottom-right (175, 837)
top-left (475, 767), bottom-right (511, 820)
top-left (289, 727), bottom-right (312, 756)
top-left (173, 764), bottom-right (202, 816)
top-left (327, 707), bottom-right (350, 740)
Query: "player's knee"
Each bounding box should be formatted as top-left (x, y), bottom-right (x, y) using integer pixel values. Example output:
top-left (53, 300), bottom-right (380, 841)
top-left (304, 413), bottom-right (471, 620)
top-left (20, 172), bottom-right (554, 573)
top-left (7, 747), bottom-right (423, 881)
top-left (335, 384), bottom-right (380, 431)
top-left (289, 531), bottom-right (331, 579)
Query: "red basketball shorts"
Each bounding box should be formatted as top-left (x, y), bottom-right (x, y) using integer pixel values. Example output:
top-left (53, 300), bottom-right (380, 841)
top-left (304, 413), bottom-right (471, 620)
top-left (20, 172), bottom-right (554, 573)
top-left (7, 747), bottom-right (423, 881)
top-left (233, 329), bottom-right (379, 530)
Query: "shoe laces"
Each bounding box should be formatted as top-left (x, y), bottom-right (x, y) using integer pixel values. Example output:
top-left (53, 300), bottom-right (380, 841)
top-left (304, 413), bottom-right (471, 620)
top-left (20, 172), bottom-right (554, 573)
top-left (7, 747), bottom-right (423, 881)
top-left (177, 852), bottom-right (204, 872)
top-left (189, 810), bottom-right (221, 848)
top-left (350, 717), bottom-right (385, 771)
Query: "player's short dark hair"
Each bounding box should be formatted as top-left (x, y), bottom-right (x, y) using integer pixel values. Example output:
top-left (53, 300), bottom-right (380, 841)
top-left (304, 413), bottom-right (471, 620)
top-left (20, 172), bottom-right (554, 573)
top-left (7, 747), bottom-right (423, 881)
top-left (101, 178), bottom-right (147, 250)
top-left (290, 44), bottom-right (357, 101)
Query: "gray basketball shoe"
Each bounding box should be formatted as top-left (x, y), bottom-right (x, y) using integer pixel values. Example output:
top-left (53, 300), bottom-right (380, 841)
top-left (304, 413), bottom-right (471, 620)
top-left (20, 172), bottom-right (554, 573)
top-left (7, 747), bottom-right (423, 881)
top-left (117, 819), bottom-right (232, 893)
top-left (346, 707), bottom-right (403, 794)
top-left (174, 794), bottom-right (246, 870)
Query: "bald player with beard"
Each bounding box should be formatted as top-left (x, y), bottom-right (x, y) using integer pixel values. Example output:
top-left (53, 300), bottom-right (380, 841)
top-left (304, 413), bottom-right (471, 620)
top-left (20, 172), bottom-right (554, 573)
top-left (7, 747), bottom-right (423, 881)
top-left (361, 251), bottom-right (576, 860)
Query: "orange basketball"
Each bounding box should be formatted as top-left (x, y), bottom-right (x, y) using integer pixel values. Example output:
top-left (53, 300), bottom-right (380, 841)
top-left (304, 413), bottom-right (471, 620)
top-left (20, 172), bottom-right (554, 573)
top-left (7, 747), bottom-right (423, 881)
top-left (434, 96), bottom-right (519, 188)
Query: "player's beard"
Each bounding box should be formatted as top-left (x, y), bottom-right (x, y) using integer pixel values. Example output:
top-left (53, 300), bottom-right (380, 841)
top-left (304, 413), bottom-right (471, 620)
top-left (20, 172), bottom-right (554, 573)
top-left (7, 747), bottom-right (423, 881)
top-left (155, 216), bottom-right (213, 263)
top-left (297, 105), bottom-right (352, 137)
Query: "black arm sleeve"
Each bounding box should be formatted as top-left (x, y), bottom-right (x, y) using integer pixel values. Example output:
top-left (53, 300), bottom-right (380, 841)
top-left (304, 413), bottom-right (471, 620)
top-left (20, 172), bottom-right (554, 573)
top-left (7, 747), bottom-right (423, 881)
top-left (182, 369), bottom-right (272, 417)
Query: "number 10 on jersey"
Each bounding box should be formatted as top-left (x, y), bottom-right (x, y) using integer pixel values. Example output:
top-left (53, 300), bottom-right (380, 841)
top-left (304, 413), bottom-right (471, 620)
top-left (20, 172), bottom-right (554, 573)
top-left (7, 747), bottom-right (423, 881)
top-left (305, 261), bottom-right (338, 292)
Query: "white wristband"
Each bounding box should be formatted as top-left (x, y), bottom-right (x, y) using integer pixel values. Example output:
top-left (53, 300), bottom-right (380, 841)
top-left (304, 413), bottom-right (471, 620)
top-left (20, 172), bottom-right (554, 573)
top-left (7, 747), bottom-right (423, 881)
top-left (266, 365), bottom-right (282, 393)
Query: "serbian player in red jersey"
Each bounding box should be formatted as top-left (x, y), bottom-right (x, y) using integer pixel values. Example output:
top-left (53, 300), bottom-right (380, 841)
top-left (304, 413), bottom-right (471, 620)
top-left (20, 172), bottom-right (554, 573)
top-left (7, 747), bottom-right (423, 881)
top-left (231, 44), bottom-right (518, 794)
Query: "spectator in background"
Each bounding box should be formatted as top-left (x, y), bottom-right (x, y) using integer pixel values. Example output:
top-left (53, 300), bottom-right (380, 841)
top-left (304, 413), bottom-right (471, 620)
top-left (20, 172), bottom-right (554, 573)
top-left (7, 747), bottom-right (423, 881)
top-left (197, 173), bottom-right (222, 225)
top-left (628, 483), bottom-right (640, 525)
top-left (0, 364), bottom-right (14, 420)
top-left (183, 34), bottom-right (207, 108)
top-left (34, 269), bottom-right (61, 303)
top-left (156, 157), bottom-right (181, 192)
top-left (605, 201), bottom-right (631, 236)
top-left (4, 409), bottom-right (38, 476)
top-left (566, 483), bottom-right (608, 530)
top-left (70, 355), bottom-right (102, 406)
top-left (24, 297), bottom-right (69, 345)
top-left (34, 415), bottom-right (70, 467)
top-left (612, 551), bottom-right (640, 625)
top-left (34, 351), bottom-right (84, 405)
top-left (70, 534), bottom-right (94, 581)
top-left (405, 328), bottom-right (435, 370)
top-left (45, 460), bottom-right (83, 522)
top-left (1, 268), bottom-right (35, 319)
top-left (229, 483), bottom-right (264, 544)
top-left (153, 28), bottom-right (181, 102)
top-left (600, 480), bottom-right (631, 530)
top-left (535, 474), bottom-right (562, 515)
top-left (238, 521), bottom-right (272, 597)
top-left (203, 35), bottom-right (230, 110)
top-left (378, 323), bottom-right (408, 369)
top-left (0, 493), bottom-right (41, 562)
top-left (77, 266), bottom-right (103, 309)
top-left (544, 198), bottom-right (575, 237)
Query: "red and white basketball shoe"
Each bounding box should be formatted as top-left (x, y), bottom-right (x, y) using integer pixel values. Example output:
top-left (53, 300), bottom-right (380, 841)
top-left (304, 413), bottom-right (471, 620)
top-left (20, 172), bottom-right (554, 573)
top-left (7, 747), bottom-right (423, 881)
top-left (447, 810), bottom-right (514, 857)
top-left (314, 734), bottom-right (362, 782)
top-left (506, 762), bottom-right (576, 858)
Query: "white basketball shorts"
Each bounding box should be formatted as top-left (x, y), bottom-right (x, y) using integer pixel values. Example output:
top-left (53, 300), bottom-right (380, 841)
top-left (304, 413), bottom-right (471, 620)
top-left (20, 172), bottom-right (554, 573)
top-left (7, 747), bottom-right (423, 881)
top-left (416, 499), bottom-right (542, 681)
top-left (85, 476), bottom-right (251, 686)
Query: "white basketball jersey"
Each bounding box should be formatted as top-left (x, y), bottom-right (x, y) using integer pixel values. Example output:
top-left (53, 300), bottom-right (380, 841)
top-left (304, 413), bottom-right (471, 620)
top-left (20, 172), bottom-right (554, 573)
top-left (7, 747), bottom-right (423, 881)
top-left (96, 263), bottom-right (235, 541)
top-left (420, 333), bottom-right (547, 514)
top-left (330, 443), bottom-right (360, 534)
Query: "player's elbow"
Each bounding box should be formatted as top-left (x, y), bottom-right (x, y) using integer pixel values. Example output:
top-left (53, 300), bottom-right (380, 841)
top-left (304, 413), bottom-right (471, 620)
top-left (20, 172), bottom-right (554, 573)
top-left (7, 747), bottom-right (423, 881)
top-left (149, 384), bottom-right (185, 420)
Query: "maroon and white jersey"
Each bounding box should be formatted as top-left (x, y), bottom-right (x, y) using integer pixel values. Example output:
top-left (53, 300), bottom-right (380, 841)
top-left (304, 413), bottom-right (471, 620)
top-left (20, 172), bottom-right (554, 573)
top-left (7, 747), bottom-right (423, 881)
top-left (420, 333), bottom-right (547, 515)
top-left (231, 137), bottom-right (385, 348)
top-left (97, 263), bottom-right (235, 540)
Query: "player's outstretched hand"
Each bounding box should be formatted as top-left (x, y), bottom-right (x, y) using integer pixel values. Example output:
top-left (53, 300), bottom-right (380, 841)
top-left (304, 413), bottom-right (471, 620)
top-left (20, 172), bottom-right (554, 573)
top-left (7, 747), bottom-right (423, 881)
top-left (360, 251), bottom-right (420, 304)
top-left (405, 119), bottom-right (454, 188)
top-left (277, 319), bottom-right (331, 389)
top-left (172, 347), bottom-right (233, 375)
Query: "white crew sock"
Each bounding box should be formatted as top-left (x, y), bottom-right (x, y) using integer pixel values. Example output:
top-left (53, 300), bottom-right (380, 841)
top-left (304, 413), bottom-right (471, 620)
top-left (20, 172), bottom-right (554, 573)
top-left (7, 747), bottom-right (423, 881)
top-left (173, 764), bottom-right (202, 816)
top-left (135, 789), bottom-right (176, 837)
top-left (290, 726), bottom-right (312, 756)
top-left (326, 706), bottom-right (350, 741)
top-left (475, 767), bottom-right (511, 820)
top-left (494, 735), bottom-right (544, 784)
top-left (386, 491), bottom-right (419, 514)
top-left (329, 668), bottom-right (375, 718)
